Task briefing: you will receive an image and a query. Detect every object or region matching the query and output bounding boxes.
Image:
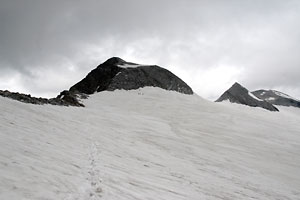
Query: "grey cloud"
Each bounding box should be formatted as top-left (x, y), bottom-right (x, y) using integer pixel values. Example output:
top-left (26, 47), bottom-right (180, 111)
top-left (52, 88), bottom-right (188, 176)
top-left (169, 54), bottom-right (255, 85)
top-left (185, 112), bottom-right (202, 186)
top-left (0, 0), bottom-right (300, 99)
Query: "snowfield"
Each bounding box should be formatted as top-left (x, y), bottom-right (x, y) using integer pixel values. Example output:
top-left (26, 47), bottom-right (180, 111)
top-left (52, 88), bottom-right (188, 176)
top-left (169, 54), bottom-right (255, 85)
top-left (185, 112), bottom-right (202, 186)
top-left (0, 87), bottom-right (300, 200)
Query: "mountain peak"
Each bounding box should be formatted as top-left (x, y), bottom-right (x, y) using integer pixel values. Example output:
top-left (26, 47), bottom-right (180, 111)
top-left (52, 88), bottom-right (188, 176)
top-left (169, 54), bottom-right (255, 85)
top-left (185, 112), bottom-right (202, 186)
top-left (230, 82), bottom-right (247, 92)
top-left (216, 83), bottom-right (278, 111)
top-left (232, 82), bottom-right (243, 87)
top-left (103, 57), bottom-right (126, 65)
top-left (65, 57), bottom-right (193, 98)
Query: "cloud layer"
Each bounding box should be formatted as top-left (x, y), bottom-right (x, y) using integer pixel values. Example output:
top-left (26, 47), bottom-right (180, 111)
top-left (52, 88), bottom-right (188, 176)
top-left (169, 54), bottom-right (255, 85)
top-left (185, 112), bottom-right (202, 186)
top-left (1, 0), bottom-right (300, 100)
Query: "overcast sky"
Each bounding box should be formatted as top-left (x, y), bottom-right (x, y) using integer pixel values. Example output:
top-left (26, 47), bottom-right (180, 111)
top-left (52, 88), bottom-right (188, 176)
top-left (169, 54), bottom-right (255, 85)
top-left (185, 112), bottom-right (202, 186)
top-left (0, 0), bottom-right (300, 100)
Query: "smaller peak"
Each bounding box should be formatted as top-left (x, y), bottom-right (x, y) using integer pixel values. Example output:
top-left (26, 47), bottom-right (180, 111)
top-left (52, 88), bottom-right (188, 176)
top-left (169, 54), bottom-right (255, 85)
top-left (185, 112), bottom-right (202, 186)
top-left (216, 82), bottom-right (278, 111)
top-left (104, 57), bottom-right (126, 65)
top-left (232, 82), bottom-right (243, 88)
top-left (230, 82), bottom-right (247, 92)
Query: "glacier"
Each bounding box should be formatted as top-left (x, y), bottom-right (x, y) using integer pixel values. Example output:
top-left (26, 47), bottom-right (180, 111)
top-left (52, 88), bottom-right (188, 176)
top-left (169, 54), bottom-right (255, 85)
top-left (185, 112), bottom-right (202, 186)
top-left (0, 87), bottom-right (300, 200)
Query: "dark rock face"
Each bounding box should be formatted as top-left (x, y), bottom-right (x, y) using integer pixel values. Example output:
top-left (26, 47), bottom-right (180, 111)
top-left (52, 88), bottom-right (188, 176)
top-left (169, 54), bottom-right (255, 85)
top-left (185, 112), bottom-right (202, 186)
top-left (252, 90), bottom-right (300, 108)
top-left (216, 82), bottom-right (279, 111)
top-left (70, 58), bottom-right (123, 94)
top-left (69, 57), bottom-right (193, 95)
top-left (56, 90), bottom-right (85, 107)
top-left (0, 90), bottom-right (84, 107)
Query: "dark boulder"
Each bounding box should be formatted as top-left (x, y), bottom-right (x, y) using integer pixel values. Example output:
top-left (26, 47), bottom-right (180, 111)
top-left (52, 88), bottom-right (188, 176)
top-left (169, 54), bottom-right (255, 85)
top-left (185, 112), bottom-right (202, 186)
top-left (56, 90), bottom-right (85, 107)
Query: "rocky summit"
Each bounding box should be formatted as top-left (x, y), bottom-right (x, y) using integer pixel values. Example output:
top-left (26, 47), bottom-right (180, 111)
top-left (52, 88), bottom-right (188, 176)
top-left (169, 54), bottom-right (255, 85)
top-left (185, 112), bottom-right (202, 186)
top-left (252, 90), bottom-right (300, 108)
top-left (0, 57), bottom-right (193, 106)
top-left (216, 82), bottom-right (279, 111)
top-left (68, 57), bottom-right (193, 95)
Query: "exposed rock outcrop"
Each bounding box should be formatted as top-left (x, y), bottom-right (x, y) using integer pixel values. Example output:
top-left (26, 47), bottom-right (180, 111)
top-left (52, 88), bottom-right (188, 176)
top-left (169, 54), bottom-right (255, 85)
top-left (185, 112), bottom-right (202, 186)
top-left (69, 57), bottom-right (193, 95)
top-left (0, 90), bottom-right (84, 107)
top-left (252, 90), bottom-right (300, 108)
top-left (216, 82), bottom-right (279, 111)
top-left (0, 57), bottom-right (193, 106)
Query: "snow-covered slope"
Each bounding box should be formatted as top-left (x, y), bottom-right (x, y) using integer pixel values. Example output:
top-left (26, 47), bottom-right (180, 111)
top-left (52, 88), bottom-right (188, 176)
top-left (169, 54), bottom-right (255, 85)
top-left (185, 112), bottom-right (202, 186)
top-left (1, 87), bottom-right (300, 200)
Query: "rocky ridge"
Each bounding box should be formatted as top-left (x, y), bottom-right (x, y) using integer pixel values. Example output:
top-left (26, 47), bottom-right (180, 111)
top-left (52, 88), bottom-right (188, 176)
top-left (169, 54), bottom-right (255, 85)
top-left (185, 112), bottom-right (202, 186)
top-left (252, 90), bottom-right (300, 108)
top-left (68, 57), bottom-right (193, 95)
top-left (0, 90), bottom-right (84, 107)
top-left (0, 57), bottom-right (193, 106)
top-left (216, 82), bottom-right (279, 111)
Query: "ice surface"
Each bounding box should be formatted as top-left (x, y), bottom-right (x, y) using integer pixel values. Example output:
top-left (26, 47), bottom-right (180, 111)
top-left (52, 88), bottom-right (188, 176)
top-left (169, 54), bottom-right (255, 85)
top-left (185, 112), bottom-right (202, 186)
top-left (0, 87), bottom-right (300, 200)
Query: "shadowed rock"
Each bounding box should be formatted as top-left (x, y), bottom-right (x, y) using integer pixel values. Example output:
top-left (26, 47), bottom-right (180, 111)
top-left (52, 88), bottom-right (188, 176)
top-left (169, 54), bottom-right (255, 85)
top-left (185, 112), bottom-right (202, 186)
top-left (0, 90), bottom-right (84, 107)
top-left (69, 57), bottom-right (193, 95)
top-left (216, 82), bottom-right (279, 111)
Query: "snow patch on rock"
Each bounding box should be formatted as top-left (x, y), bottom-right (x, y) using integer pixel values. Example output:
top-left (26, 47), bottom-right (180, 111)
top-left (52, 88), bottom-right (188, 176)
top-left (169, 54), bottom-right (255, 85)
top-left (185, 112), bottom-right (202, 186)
top-left (249, 92), bottom-right (263, 101)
